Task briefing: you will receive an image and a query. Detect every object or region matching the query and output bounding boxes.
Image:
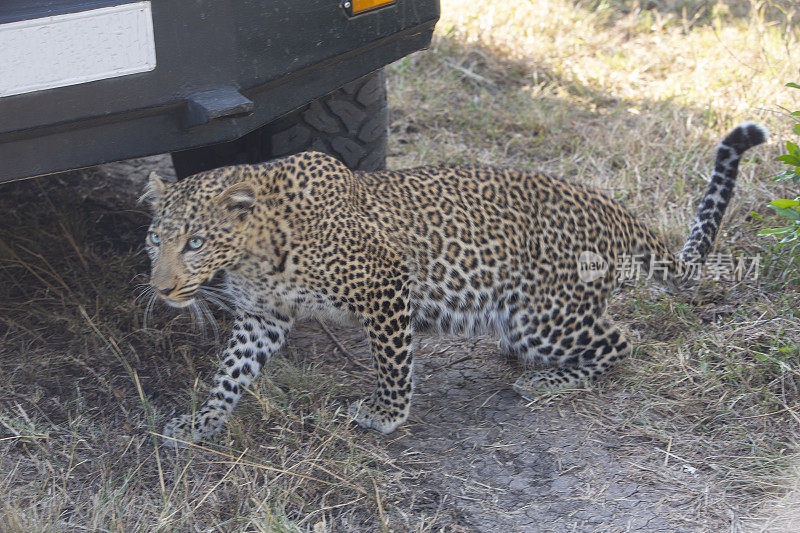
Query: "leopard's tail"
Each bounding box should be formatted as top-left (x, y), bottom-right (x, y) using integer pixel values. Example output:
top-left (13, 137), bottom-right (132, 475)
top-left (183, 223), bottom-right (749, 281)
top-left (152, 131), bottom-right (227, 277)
top-left (676, 121), bottom-right (768, 264)
top-left (631, 122), bottom-right (767, 284)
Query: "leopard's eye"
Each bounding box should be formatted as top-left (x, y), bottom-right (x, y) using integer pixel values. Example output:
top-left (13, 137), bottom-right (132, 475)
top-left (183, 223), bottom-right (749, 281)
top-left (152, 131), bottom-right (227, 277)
top-left (187, 236), bottom-right (205, 251)
top-left (149, 232), bottom-right (161, 246)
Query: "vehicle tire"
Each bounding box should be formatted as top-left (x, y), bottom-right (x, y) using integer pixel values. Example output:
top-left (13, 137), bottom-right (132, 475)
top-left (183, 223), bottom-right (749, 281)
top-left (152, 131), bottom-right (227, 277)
top-left (171, 70), bottom-right (387, 178)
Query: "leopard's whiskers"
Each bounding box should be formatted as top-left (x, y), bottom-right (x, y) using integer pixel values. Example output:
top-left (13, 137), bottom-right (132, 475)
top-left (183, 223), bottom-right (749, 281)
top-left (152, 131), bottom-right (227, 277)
top-left (188, 300), bottom-right (205, 332)
top-left (197, 287), bottom-right (234, 314)
top-left (194, 298), bottom-right (220, 342)
top-left (143, 291), bottom-right (158, 329)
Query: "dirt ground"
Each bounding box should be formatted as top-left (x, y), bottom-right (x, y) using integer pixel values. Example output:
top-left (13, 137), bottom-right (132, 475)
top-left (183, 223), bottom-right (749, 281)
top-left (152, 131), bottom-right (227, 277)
top-left (294, 322), bottom-right (730, 532)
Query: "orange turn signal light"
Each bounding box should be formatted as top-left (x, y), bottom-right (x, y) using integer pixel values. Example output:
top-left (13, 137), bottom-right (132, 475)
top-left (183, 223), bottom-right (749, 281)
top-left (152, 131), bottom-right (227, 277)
top-left (343, 0), bottom-right (396, 16)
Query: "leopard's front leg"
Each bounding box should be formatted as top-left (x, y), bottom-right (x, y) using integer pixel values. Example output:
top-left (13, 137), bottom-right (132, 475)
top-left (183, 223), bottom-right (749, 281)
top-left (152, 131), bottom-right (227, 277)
top-left (162, 310), bottom-right (293, 448)
top-left (349, 294), bottom-right (413, 434)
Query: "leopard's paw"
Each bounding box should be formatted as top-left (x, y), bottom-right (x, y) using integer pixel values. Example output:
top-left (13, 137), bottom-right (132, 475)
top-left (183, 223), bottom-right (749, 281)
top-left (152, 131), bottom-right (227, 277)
top-left (347, 396), bottom-right (407, 434)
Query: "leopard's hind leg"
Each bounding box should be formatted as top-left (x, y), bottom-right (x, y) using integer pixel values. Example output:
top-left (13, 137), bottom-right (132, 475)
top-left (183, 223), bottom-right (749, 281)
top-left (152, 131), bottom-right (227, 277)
top-left (503, 303), bottom-right (631, 396)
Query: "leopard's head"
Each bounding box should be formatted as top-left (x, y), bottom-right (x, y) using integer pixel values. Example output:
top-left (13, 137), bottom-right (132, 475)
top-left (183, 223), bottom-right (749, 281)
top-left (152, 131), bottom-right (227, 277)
top-left (141, 170), bottom-right (256, 308)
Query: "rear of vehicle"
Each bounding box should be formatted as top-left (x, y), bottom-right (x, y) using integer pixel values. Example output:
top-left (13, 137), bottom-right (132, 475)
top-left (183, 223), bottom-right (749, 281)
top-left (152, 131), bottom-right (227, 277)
top-left (0, 0), bottom-right (440, 183)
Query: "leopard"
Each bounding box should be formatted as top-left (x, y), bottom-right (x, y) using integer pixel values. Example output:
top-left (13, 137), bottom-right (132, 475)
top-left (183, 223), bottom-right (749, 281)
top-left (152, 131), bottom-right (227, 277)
top-left (140, 122), bottom-right (767, 448)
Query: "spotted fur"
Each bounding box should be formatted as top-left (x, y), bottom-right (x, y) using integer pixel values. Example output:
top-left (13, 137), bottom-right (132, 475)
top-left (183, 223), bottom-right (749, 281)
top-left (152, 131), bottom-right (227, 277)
top-left (142, 123), bottom-right (766, 447)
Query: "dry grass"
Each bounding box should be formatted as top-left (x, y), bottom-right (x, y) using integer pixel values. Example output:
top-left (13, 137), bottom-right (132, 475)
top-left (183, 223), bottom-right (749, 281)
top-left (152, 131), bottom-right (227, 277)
top-left (756, 459), bottom-right (800, 531)
top-left (1, 0), bottom-right (800, 530)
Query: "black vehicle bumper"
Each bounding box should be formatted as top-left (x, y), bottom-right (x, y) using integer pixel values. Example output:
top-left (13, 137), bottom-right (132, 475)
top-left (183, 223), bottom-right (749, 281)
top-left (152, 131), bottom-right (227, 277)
top-left (0, 0), bottom-right (438, 183)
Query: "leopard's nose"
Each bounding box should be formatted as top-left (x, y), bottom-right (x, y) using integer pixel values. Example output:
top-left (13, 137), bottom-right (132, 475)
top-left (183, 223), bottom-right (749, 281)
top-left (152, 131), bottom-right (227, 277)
top-left (157, 285), bottom-right (177, 296)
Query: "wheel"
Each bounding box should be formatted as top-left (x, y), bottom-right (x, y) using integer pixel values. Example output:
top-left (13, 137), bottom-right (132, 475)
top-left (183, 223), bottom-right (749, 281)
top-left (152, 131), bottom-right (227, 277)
top-left (171, 70), bottom-right (387, 178)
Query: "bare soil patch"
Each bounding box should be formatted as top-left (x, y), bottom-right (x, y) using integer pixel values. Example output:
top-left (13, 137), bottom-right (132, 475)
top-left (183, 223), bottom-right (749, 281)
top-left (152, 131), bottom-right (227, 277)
top-left (291, 321), bottom-right (732, 532)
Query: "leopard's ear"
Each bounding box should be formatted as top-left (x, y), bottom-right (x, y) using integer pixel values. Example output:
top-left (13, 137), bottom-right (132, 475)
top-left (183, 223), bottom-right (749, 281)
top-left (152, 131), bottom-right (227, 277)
top-left (139, 171), bottom-right (166, 208)
top-left (215, 182), bottom-right (256, 214)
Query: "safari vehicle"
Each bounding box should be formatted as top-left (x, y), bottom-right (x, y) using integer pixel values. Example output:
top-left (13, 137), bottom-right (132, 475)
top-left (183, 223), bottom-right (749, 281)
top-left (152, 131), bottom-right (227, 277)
top-left (0, 0), bottom-right (440, 183)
